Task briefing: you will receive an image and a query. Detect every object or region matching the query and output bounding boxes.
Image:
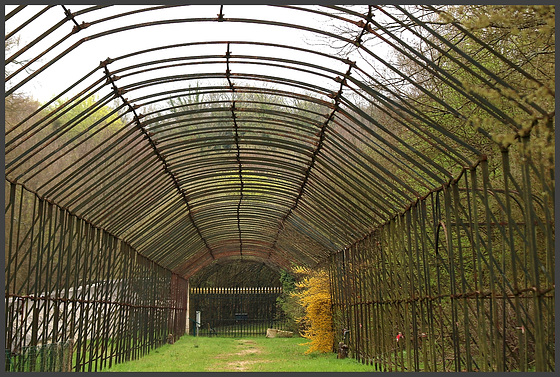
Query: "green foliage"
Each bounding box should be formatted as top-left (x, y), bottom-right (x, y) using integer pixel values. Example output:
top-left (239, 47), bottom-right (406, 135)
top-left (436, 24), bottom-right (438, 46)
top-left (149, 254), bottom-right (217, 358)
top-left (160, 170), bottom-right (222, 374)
top-left (5, 94), bottom-right (130, 294)
top-left (275, 269), bottom-right (305, 334)
top-left (366, 4), bottom-right (556, 205)
top-left (279, 269), bottom-right (296, 293)
top-left (48, 95), bottom-right (125, 138)
top-left (189, 260), bottom-right (281, 288)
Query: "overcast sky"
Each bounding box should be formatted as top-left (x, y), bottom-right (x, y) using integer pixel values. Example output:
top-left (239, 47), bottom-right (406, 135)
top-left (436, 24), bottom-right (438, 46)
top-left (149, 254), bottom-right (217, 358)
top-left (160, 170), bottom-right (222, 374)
top-left (6, 5), bottom-right (395, 104)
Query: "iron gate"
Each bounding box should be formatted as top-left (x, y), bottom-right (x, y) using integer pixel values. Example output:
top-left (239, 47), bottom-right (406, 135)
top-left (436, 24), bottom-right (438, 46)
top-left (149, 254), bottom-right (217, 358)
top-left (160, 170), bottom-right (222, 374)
top-left (189, 287), bottom-right (288, 337)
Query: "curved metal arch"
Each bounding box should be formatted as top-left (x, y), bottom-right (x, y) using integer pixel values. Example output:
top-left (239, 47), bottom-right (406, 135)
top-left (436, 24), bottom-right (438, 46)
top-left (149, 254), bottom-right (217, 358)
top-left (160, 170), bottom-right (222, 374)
top-left (9, 5), bottom-right (539, 135)
top-left (9, 6), bottom-right (535, 136)
top-left (190, 195), bottom-right (293, 220)
top-left (70, 154), bottom-right (170, 216)
top-left (134, 84), bottom-right (334, 119)
top-left (122, 194), bottom-right (193, 239)
top-left (149, 103), bottom-right (442, 231)
top-left (177, 171), bottom-right (306, 201)
top-left (291, 180), bottom-right (379, 243)
top-left (328, 4), bottom-right (537, 130)
top-left (5, 90), bottom-right (120, 176)
top-left (114, 39), bottom-right (349, 71)
top-left (97, 57), bottom-right (476, 197)
top-left (148, 116), bottom-right (326, 154)
top-left (4, 7), bottom-right (554, 370)
top-left (129, 77), bottom-right (466, 203)
top-left (147, 106), bottom-right (327, 136)
top-left (181, 173), bottom-right (303, 204)
top-left (171, 153), bottom-right (309, 182)
top-left (176, 249), bottom-right (295, 279)
top-left (159, 124), bottom-right (317, 155)
top-left (155, 120), bottom-right (322, 159)
top-left (190, 204), bottom-right (288, 232)
top-left (6, 10), bottom-right (360, 94)
top-left (121, 72), bottom-right (336, 105)
top-left (5, 5), bottom-right (549, 281)
top-left (141, 223), bottom-right (203, 262)
top-left (131, 220), bottom-right (203, 257)
top-left (109, 53), bottom-right (346, 94)
top-left (193, 216), bottom-right (289, 247)
top-left (179, 239), bottom-right (277, 264)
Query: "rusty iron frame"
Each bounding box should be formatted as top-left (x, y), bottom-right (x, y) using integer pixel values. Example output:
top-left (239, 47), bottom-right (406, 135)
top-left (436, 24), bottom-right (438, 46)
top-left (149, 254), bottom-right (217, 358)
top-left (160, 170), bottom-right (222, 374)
top-left (5, 4), bottom-right (554, 372)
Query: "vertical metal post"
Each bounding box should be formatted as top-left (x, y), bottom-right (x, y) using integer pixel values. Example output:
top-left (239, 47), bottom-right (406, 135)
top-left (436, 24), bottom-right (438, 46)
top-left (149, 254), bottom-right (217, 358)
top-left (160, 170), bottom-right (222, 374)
top-left (195, 311), bottom-right (201, 337)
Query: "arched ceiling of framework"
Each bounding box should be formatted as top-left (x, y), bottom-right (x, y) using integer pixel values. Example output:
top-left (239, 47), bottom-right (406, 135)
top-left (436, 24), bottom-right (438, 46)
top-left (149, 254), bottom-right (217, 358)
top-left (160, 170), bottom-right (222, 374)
top-left (5, 5), bottom-right (542, 279)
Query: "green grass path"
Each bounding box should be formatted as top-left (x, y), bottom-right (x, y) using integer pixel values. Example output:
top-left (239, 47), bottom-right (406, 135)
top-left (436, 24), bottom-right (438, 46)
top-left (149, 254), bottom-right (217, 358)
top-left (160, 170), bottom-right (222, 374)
top-left (104, 335), bottom-right (376, 372)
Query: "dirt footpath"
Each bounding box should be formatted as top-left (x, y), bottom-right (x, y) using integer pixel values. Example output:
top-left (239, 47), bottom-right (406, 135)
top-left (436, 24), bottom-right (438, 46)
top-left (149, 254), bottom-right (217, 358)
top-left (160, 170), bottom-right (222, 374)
top-left (208, 339), bottom-right (273, 371)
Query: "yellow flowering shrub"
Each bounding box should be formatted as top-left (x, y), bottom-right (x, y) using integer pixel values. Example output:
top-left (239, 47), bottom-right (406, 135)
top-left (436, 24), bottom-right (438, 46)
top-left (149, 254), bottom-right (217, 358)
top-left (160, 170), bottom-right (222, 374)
top-left (292, 267), bottom-right (334, 354)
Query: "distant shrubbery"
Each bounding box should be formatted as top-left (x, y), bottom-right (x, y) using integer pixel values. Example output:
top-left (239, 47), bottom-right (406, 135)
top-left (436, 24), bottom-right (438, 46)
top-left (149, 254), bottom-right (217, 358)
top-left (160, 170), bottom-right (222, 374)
top-left (276, 269), bottom-right (304, 334)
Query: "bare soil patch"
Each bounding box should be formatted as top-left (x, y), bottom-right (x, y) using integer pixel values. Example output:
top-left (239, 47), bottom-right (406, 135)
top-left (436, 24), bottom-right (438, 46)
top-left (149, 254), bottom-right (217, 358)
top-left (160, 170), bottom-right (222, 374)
top-left (225, 359), bottom-right (272, 371)
top-left (235, 347), bottom-right (261, 356)
top-left (208, 339), bottom-right (271, 371)
top-left (237, 340), bottom-right (257, 345)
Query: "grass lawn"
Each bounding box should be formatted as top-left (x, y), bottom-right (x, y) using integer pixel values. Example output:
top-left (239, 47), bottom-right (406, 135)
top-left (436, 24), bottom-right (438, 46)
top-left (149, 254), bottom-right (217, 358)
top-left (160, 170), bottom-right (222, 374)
top-left (104, 335), bottom-right (376, 372)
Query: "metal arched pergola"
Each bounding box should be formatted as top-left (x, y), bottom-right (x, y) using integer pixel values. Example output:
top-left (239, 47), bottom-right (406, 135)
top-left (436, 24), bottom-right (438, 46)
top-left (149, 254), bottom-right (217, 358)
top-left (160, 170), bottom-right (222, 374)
top-left (4, 4), bottom-right (555, 372)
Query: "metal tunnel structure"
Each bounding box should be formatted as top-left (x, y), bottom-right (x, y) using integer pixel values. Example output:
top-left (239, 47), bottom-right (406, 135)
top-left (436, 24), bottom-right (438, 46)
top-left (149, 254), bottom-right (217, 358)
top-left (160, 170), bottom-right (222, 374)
top-left (4, 5), bottom-right (555, 372)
